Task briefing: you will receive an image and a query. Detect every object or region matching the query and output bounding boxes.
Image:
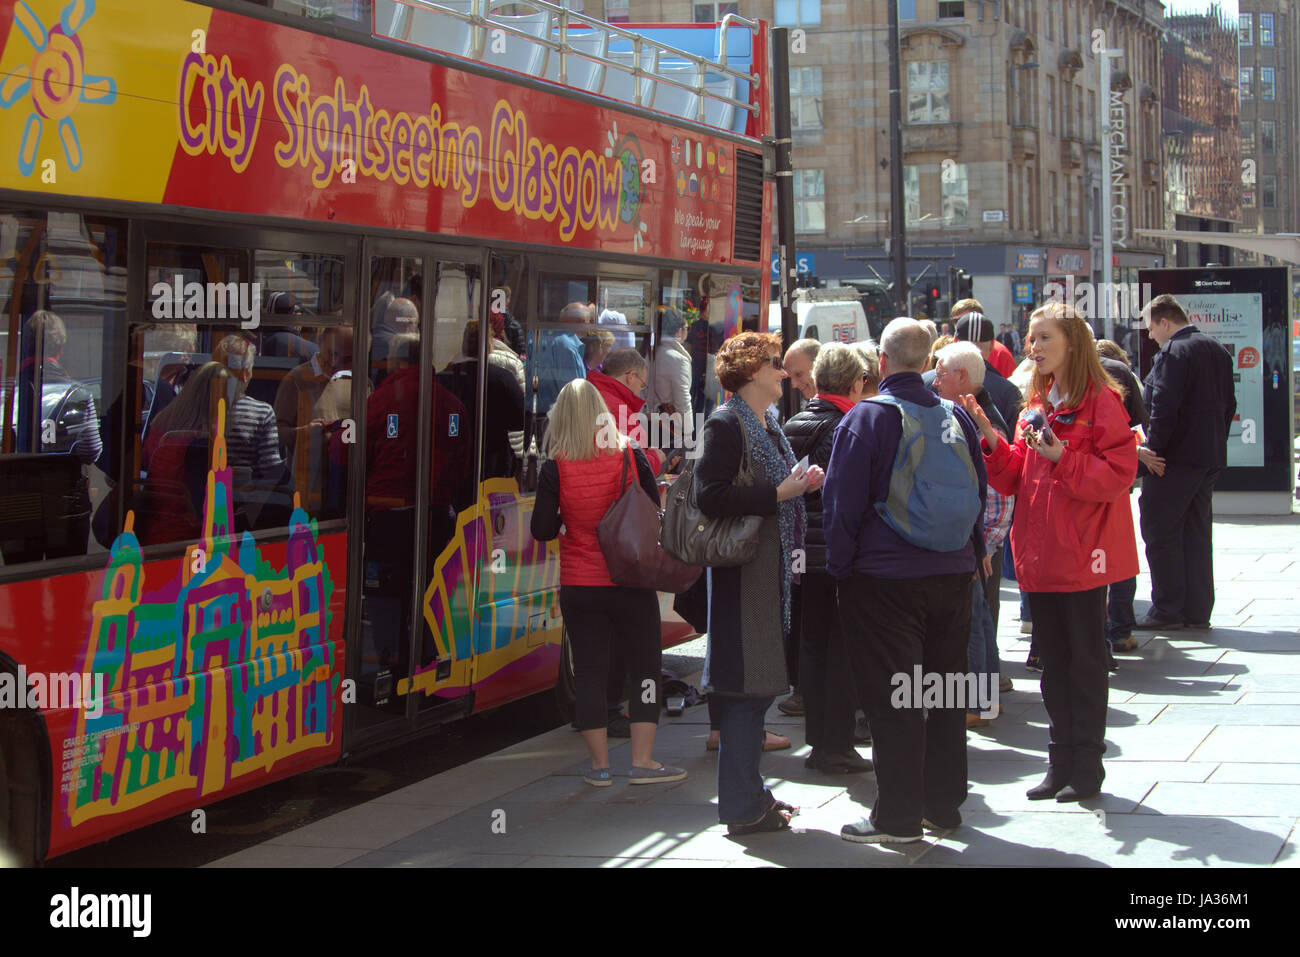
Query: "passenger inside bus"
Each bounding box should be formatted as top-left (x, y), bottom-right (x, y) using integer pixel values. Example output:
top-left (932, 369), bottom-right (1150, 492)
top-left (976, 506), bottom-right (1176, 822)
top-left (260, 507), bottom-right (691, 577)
top-left (581, 328), bottom-right (615, 372)
top-left (274, 326), bottom-right (361, 514)
top-left (136, 361), bottom-right (236, 546)
top-left (356, 330), bottom-right (471, 683)
top-left (211, 335), bottom-right (285, 480)
top-left (371, 295), bottom-right (419, 387)
top-left (1, 311), bottom-right (103, 563)
top-left (439, 319), bottom-right (524, 484)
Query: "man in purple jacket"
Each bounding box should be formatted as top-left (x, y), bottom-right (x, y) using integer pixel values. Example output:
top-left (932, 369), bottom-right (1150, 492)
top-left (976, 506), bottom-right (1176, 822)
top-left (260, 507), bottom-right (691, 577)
top-left (823, 318), bottom-right (988, 843)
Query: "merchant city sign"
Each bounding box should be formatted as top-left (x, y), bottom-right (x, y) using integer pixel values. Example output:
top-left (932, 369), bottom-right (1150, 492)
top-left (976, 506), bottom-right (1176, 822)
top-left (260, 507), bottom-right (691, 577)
top-left (1108, 88), bottom-right (1129, 249)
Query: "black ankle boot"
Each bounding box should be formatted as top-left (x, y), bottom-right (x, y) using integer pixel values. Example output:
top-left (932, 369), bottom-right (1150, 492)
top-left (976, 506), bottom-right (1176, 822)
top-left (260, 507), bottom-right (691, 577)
top-left (1026, 770), bottom-right (1071, 800)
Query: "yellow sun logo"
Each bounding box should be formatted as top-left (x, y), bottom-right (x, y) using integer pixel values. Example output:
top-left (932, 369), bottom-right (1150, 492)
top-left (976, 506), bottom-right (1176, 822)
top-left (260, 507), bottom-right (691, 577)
top-left (0, 0), bottom-right (116, 175)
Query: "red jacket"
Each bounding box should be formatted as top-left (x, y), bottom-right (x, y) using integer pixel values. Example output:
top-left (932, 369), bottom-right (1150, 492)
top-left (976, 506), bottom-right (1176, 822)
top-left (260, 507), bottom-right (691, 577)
top-left (990, 339), bottom-right (1017, 379)
top-left (983, 380), bottom-right (1138, 592)
top-left (554, 453), bottom-right (634, 586)
top-left (587, 368), bottom-right (665, 473)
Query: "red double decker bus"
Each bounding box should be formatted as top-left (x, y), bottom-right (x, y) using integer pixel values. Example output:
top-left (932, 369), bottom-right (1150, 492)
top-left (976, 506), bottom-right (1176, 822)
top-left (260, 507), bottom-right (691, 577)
top-left (0, 0), bottom-right (772, 864)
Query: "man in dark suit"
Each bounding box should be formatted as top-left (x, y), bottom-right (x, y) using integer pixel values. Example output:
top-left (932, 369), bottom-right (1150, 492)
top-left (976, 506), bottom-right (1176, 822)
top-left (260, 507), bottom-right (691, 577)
top-left (1134, 294), bottom-right (1236, 631)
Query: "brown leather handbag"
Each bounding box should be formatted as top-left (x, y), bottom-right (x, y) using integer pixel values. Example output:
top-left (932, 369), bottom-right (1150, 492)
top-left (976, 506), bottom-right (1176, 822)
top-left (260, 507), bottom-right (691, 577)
top-left (596, 448), bottom-right (703, 593)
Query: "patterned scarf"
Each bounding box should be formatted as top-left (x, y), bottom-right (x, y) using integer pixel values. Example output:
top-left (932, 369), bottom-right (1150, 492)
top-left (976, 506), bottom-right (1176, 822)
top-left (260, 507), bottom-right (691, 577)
top-left (725, 394), bottom-right (805, 636)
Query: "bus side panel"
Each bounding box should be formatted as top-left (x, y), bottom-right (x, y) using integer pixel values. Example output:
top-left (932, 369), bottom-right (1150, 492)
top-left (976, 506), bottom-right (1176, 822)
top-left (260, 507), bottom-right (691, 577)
top-left (0, 524), bottom-right (347, 860)
top-left (469, 480), bottom-right (562, 713)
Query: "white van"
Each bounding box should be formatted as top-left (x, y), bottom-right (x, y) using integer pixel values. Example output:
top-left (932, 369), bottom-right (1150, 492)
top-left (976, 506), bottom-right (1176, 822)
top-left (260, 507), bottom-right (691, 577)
top-left (768, 298), bottom-right (872, 345)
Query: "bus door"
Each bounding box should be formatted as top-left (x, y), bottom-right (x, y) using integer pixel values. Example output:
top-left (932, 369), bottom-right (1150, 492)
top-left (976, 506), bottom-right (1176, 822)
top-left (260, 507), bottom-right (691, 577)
top-left (350, 246), bottom-right (482, 737)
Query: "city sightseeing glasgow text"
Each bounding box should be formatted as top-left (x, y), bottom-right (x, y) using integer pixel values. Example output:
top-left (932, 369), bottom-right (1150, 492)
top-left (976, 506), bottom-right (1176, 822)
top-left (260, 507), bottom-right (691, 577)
top-left (177, 53), bottom-right (627, 242)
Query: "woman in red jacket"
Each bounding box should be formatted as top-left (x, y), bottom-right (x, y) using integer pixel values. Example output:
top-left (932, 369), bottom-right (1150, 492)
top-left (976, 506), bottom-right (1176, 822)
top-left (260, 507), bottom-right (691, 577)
top-left (959, 302), bottom-right (1138, 803)
top-left (531, 379), bottom-right (686, 787)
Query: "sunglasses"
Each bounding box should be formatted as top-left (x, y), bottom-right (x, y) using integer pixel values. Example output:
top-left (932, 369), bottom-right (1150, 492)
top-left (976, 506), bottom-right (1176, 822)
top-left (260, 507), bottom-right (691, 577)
top-left (768, 356), bottom-right (783, 370)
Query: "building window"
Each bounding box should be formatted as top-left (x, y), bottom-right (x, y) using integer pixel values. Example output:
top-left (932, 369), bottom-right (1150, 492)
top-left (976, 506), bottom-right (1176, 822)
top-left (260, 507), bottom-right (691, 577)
top-left (898, 0), bottom-right (917, 19)
top-left (1046, 76), bottom-right (1056, 135)
top-left (1261, 13), bottom-right (1274, 46)
top-left (1261, 67), bottom-right (1275, 99)
top-left (1239, 12), bottom-right (1252, 45)
top-left (1045, 0), bottom-right (1054, 39)
top-left (1047, 171), bottom-right (1058, 232)
top-left (790, 67), bottom-right (823, 130)
top-left (1261, 120), bottom-right (1275, 153)
top-left (1243, 189), bottom-right (1255, 208)
top-left (1262, 175), bottom-right (1276, 208)
top-left (692, 1), bottom-right (737, 22)
top-left (775, 0), bottom-right (821, 26)
top-left (942, 162), bottom-right (969, 226)
top-left (793, 169), bottom-right (825, 232)
top-left (907, 60), bottom-right (950, 123)
top-left (938, 1), bottom-right (964, 18)
top-left (1242, 120), bottom-right (1255, 153)
top-left (904, 166), bottom-right (923, 224)
top-left (1240, 68), bottom-right (1252, 99)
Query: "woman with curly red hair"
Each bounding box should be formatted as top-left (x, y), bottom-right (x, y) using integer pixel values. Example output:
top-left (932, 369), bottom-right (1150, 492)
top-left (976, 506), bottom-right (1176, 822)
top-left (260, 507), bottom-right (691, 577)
top-left (696, 331), bottom-right (824, 834)
top-left (959, 302), bottom-right (1138, 803)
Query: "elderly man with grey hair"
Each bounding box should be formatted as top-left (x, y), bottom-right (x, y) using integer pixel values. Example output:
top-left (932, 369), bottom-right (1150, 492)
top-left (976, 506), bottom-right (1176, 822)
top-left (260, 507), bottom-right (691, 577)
top-left (822, 317), bottom-right (988, 843)
top-left (782, 337), bottom-right (821, 404)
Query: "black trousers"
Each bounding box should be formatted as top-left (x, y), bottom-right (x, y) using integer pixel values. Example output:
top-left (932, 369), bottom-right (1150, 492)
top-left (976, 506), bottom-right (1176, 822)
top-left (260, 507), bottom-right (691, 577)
top-left (784, 583), bottom-right (803, 688)
top-left (1027, 587), bottom-right (1109, 789)
top-left (839, 571), bottom-right (971, 836)
top-left (799, 571), bottom-right (855, 754)
top-left (559, 585), bottom-right (661, 731)
top-left (1139, 465), bottom-right (1219, 623)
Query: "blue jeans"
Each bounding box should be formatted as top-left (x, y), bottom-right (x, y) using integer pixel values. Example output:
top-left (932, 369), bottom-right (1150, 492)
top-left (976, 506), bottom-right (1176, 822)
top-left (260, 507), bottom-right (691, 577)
top-left (713, 695), bottom-right (776, 824)
top-left (967, 579), bottom-right (1000, 714)
top-left (1106, 576), bottom-right (1137, 645)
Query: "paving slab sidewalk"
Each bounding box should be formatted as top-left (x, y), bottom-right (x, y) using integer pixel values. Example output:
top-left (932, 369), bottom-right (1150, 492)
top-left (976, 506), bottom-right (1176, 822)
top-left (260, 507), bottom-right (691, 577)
top-left (210, 502), bottom-right (1300, 868)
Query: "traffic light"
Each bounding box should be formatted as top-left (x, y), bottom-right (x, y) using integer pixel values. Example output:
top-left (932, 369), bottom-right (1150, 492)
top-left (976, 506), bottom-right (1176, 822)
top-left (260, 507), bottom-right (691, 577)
top-left (927, 284), bottom-right (940, 318)
top-left (951, 267), bottom-right (973, 302)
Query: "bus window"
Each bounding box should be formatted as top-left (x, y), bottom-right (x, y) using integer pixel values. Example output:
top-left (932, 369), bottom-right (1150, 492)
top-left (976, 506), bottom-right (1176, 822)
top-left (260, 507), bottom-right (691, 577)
top-left (123, 320), bottom-right (354, 548)
top-left (0, 211), bottom-right (124, 569)
top-left (661, 270), bottom-right (760, 419)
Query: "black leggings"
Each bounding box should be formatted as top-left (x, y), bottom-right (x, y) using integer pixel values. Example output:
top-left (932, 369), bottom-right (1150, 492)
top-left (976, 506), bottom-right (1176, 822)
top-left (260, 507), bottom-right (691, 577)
top-left (560, 585), bottom-right (661, 731)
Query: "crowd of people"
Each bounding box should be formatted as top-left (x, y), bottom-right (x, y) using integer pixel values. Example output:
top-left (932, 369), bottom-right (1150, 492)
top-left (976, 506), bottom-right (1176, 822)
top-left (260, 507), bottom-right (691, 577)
top-left (557, 292), bottom-right (1234, 844)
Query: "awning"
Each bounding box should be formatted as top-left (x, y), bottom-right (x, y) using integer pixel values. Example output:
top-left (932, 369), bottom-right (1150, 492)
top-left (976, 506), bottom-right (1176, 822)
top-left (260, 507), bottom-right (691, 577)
top-left (1133, 229), bottom-right (1300, 266)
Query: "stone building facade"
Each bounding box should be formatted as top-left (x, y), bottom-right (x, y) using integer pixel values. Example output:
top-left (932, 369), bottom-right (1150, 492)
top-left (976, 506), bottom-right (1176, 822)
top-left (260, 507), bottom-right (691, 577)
top-left (617, 0), bottom-right (1167, 326)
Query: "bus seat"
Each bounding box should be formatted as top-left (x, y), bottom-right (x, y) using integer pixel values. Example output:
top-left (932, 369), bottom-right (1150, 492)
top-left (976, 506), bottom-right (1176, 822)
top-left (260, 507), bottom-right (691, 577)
top-left (542, 28), bottom-right (606, 92)
top-left (703, 73), bottom-right (741, 132)
top-left (402, 0), bottom-right (474, 58)
top-left (603, 48), bottom-right (657, 106)
top-left (483, 11), bottom-right (552, 77)
top-left (648, 63), bottom-right (701, 121)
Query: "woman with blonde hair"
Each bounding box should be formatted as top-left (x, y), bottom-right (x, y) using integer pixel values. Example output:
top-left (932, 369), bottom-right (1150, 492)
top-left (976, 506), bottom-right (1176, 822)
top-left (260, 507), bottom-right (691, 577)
top-left (959, 301), bottom-right (1138, 802)
top-left (530, 379), bottom-right (685, 787)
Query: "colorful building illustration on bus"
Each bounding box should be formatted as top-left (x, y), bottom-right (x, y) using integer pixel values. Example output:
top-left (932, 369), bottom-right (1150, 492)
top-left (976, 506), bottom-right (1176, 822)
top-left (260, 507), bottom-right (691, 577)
top-left (62, 401), bottom-right (337, 827)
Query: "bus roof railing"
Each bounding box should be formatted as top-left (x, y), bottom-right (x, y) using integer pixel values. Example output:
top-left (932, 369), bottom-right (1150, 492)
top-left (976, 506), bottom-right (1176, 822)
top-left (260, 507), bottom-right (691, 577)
top-left (373, 0), bottom-right (761, 132)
